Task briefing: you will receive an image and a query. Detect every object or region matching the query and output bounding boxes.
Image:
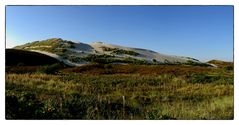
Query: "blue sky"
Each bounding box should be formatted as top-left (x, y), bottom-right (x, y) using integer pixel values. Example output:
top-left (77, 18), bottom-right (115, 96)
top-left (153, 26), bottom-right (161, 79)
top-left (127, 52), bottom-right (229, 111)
top-left (6, 6), bottom-right (233, 61)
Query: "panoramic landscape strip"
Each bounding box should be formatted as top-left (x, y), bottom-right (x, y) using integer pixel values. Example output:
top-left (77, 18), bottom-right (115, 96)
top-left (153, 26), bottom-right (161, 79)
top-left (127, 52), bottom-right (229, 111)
top-left (6, 6), bottom-right (233, 119)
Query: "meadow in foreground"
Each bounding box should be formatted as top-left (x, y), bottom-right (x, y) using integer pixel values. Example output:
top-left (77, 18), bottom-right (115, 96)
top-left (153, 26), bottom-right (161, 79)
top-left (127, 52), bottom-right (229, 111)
top-left (6, 63), bottom-right (233, 119)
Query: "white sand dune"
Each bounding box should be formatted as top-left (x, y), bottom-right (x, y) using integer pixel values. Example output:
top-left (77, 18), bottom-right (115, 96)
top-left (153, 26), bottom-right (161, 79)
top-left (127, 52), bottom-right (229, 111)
top-left (30, 50), bottom-right (88, 66)
top-left (20, 40), bottom-right (212, 67)
top-left (88, 42), bottom-right (198, 63)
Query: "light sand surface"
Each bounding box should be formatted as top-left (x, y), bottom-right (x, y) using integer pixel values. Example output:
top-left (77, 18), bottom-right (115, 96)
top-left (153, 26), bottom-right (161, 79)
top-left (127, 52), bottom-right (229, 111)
top-left (30, 50), bottom-right (88, 66)
top-left (27, 41), bottom-right (216, 67)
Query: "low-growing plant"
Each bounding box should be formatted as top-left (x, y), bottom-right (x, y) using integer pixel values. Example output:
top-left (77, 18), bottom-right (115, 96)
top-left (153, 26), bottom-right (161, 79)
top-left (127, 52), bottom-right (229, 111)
top-left (111, 49), bottom-right (140, 56)
top-left (5, 62), bottom-right (233, 120)
top-left (189, 73), bottom-right (223, 84)
top-left (101, 46), bottom-right (139, 56)
top-left (37, 63), bottom-right (62, 74)
top-left (6, 92), bottom-right (44, 119)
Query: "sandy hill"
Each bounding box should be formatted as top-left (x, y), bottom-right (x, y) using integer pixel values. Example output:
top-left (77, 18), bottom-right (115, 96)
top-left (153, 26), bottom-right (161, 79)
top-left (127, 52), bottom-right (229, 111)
top-left (13, 38), bottom-right (213, 67)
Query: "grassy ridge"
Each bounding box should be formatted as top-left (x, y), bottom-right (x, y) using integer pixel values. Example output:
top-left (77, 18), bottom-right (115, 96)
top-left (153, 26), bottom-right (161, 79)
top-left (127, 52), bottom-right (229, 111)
top-left (14, 38), bottom-right (75, 56)
top-left (5, 63), bottom-right (233, 119)
top-left (14, 38), bottom-right (75, 50)
top-left (12, 38), bottom-right (211, 66)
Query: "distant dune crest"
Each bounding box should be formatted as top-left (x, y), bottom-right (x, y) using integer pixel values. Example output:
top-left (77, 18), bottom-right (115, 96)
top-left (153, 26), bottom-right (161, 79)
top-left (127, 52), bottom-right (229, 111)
top-left (13, 38), bottom-right (214, 67)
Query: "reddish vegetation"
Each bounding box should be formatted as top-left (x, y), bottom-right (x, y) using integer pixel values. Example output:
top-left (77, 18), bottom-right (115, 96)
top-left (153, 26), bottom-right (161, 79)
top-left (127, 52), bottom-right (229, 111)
top-left (6, 60), bottom-right (233, 76)
top-left (61, 64), bottom-right (215, 75)
top-left (208, 60), bottom-right (233, 68)
top-left (6, 66), bottom-right (42, 74)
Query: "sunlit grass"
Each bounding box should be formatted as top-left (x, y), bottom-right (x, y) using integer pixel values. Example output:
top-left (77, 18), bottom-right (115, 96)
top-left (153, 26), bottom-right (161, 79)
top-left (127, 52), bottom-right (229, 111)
top-left (6, 65), bottom-right (233, 120)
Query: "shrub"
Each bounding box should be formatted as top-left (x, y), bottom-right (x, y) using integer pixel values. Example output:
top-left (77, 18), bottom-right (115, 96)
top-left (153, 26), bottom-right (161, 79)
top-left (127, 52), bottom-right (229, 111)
top-left (111, 49), bottom-right (139, 56)
top-left (101, 46), bottom-right (117, 51)
top-left (101, 46), bottom-right (139, 56)
top-left (6, 93), bottom-right (44, 119)
top-left (164, 59), bottom-right (170, 64)
top-left (121, 58), bottom-right (148, 65)
top-left (145, 110), bottom-right (176, 120)
top-left (37, 63), bottom-right (62, 74)
top-left (189, 73), bottom-right (222, 84)
top-left (62, 94), bottom-right (95, 119)
top-left (152, 59), bottom-right (157, 64)
top-left (68, 56), bottom-right (84, 63)
top-left (225, 66), bottom-right (233, 71)
top-left (186, 57), bottom-right (199, 61)
top-left (186, 60), bottom-right (211, 67)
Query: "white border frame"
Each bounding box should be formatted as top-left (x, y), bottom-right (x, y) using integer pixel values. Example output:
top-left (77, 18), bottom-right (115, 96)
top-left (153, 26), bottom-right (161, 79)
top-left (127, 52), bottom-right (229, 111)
top-left (0, 0), bottom-right (238, 125)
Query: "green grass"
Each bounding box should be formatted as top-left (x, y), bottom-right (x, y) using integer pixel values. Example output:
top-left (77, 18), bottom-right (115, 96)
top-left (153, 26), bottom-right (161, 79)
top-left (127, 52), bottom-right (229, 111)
top-left (77, 54), bottom-right (148, 64)
top-left (14, 38), bottom-right (75, 49)
top-left (101, 46), bottom-right (139, 56)
top-left (14, 38), bottom-right (75, 56)
top-left (5, 64), bottom-right (233, 119)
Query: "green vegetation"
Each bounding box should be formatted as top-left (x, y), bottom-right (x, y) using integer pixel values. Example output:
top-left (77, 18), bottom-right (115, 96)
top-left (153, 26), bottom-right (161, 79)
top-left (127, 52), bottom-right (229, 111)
top-left (111, 49), bottom-right (139, 56)
top-left (15, 38), bottom-right (75, 49)
top-left (12, 39), bottom-right (213, 67)
top-left (8, 38), bottom-right (233, 119)
top-left (6, 62), bottom-right (233, 119)
top-left (101, 46), bottom-right (116, 51)
top-left (14, 38), bottom-right (75, 56)
top-left (186, 60), bottom-right (211, 67)
top-left (74, 54), bottom-right (148, 65)
top-left (101, 46), bottom-right (139, 56)
top-left (36, 63), bottom-right (63, 74)
top-left (68, 56), bottom-right (84, 63)
top-left (82, 54), bottom-right (115, 64)
top-left (152, 58), bottom-right (157, 64)
top-left (208, 60), bottom-right (233, 68)
top-left (185, 57), bottom-right (200, 61)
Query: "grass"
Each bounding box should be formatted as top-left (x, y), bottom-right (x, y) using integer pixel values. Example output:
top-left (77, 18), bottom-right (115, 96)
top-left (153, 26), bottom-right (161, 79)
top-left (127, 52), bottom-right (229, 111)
top-left (5, 63), bottom-right (233, 120)
top-left (101, 46), bottom-right (140, 56)
top-left (61, 64), bottom-right (220, 75)
top-left (14, 38), bottom-right (75, 56)
top-left (14, 38), bottom-right (75, 50)
top-left (76, 54), bottom-right (148, 64)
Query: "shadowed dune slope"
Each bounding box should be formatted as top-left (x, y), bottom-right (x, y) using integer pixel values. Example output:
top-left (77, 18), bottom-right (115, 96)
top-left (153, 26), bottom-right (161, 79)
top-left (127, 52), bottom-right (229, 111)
top-left (6, 49), bottom-right (60, 66)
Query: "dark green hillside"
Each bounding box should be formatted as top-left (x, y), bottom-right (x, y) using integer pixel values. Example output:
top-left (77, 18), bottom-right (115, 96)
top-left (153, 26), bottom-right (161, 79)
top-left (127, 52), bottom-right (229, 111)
top-left (6, 49), bottom-right (60, 66)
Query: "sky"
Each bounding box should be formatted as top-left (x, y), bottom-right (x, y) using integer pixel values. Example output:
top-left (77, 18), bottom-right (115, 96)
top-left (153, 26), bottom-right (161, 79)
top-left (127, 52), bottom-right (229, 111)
top-left (6, 6), bottom-right (233, 61)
